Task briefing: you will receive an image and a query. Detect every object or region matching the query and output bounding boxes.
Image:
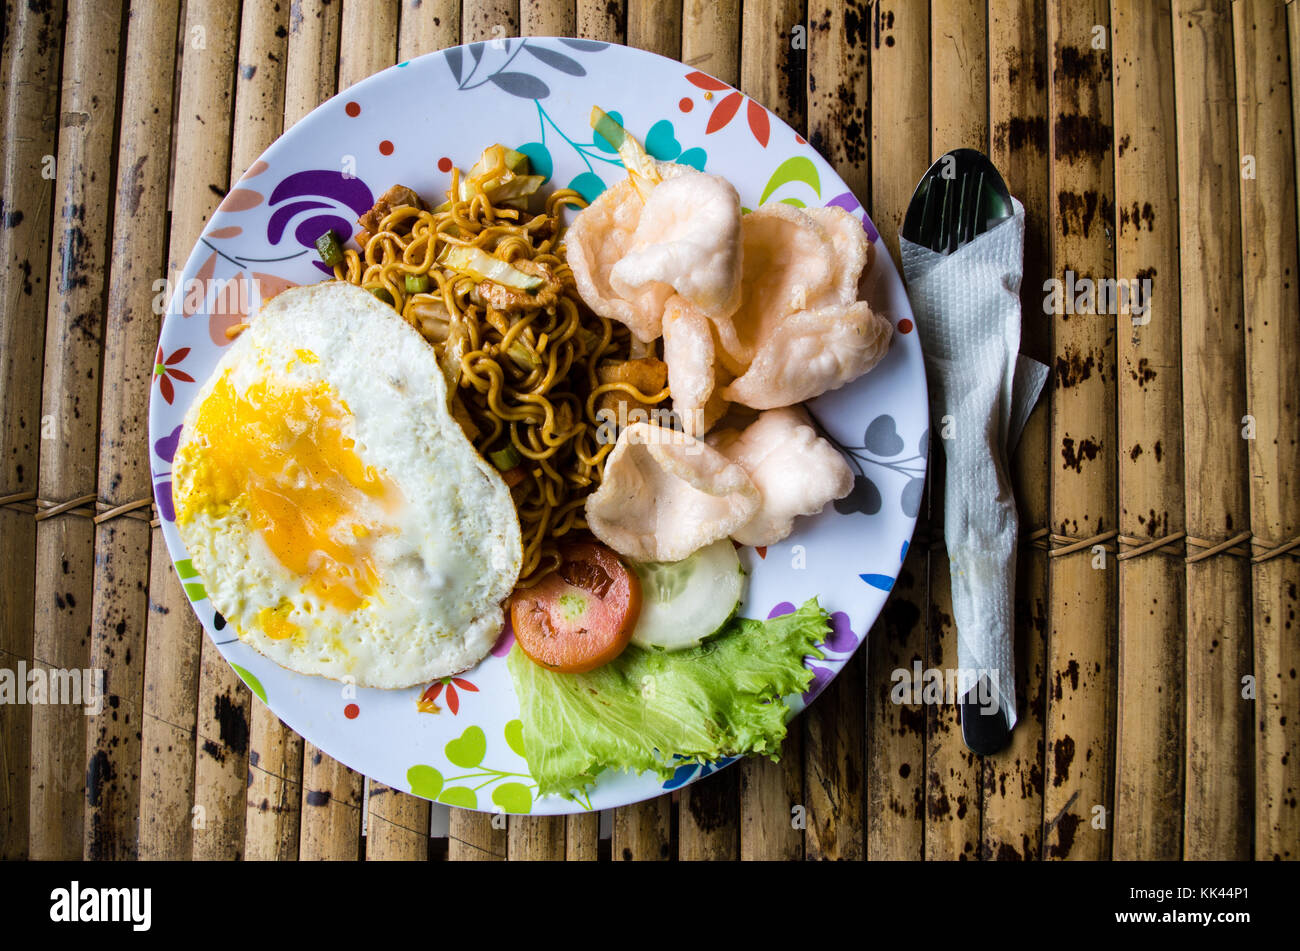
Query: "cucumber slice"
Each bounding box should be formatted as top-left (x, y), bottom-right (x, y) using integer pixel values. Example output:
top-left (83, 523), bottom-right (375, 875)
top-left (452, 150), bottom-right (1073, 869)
top-left (629, 539), bottom-right (746, 651)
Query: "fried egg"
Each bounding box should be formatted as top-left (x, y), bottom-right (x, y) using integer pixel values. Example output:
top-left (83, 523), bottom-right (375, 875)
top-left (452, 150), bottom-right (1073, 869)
top-left (172, 282), bottom-right (522, 688)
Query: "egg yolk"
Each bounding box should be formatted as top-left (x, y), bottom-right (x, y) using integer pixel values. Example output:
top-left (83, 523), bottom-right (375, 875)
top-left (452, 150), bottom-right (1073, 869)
top-left (176, 369), bottom-right (403, 612)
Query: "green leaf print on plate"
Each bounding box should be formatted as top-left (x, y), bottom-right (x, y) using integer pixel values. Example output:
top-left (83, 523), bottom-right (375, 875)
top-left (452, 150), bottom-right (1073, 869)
top-left (438, 786), bottom-right (477, 808)
top-left (758, 155), bottom-right (821, 205)
top-left (445, 725), bottom-right (487, 769)
top-left (492, 782), bottom-right (532, 814)
top-left (407, 764), bottom-right (444, 800)
top-left (504, 718), bottom-right (526, 758)
top-left (174, 558), bottom-right (207, 602)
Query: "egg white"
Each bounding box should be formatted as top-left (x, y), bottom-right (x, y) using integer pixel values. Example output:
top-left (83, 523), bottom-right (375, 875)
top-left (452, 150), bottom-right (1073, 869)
top-left (173, 282), bottom-right (523, 688)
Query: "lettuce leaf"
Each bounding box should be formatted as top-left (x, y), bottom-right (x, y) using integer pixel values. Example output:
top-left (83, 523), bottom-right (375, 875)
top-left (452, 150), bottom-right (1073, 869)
top-left (507, 598), bottom-right (830, 799)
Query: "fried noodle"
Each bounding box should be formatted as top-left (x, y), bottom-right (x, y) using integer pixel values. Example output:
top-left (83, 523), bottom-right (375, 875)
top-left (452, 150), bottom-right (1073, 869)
top-left (333, 167), bottom-right (668, 587)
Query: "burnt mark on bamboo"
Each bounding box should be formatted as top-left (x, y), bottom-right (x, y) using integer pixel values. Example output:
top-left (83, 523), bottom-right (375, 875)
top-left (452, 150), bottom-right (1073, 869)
top-left (57, 224), bottom-right (92, 292)
top-left (1054, 115), bottom-right (1113, 163)
top-left (1047, 810), bottom-right (1080, 858)
top-left (1052, 735), bottom-right (1075, 787)
top-left (1129, 357), bottom-right (1157, 388)
top-left (993, 116), bottom-right (1048, 155)
top-left (1060, 435), bottom-right (1100, 473)
top-left (1055, 345), bottom-right (1094, 389)
top-left (879, 567), bottom-right (921, 645)
top-left (1118, 201), bottom-right (1156, 234)
top-left (121, 154), bottom-right (148, 217)
top-left (215, 691), bottom-right (249, 755)
top-left (684, 772), bottom-right (736, 835)
top-left (1056, 190), bottom-right (1114, 239)
top-left (927, 773), bottom-right (950, 818)
top-left (86, 748), bottom-right (116, 807)
top-left (873, 4), bottom-right (896, 49)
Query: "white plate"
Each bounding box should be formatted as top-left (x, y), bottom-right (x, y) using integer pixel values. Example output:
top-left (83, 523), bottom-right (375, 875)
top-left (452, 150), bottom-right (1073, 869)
top-left (148, 38), bottom-right (927, 815)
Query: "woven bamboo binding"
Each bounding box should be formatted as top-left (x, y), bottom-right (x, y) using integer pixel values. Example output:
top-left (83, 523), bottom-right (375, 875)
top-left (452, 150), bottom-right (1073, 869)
top-left (5, 490), bottom-right (1297, 562)
top-left (915, 524), bottom-right (1298, 564)
top-left (0, 491), bottom-right (160, 528)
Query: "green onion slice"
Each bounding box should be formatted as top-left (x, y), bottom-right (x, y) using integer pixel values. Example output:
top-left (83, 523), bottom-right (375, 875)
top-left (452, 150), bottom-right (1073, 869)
top-left (315, 229), bottom-right (344, 267)
top-left (490, 445), bottom-right (522, 470)
top-left (591, 106), bottom-right (661, 200)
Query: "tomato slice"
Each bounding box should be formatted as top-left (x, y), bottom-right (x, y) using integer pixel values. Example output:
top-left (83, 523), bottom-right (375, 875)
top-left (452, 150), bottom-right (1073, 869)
top-left (509, 542), bottom-right (642, 674)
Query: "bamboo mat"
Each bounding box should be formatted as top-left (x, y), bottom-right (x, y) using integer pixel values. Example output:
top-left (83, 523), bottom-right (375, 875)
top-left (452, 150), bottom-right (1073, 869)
top-left (1, 0), bottom-right (1297, 862)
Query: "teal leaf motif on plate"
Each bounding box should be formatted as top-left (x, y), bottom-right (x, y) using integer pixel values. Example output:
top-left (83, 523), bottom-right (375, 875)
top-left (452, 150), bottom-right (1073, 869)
top-left (567, 172), bottom-right (607, 203)
top-left (645, 120), bottom-right (682, 160)
top-left (516, 141), bottom-right (552, 183)
top-left (677, 147), bottom-right (707, 171)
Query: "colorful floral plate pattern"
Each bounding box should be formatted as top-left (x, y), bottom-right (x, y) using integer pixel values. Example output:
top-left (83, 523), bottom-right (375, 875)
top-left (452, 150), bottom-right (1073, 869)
top-left (148, 38), bottom-right (927, 815)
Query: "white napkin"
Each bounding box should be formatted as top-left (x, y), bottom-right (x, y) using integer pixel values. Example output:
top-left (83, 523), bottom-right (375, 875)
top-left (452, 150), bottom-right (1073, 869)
top-left (899, 197), bottom-right (1047, 730)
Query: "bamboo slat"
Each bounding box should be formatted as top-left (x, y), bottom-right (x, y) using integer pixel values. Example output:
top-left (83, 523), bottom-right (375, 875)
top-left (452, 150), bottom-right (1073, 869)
top-left (740, 0), bottom-right (804, 130)
top-left (1110, 0), bottom-right (1186, 861)
top-left (984, 0), bottom-right (1049, 862)
top-left (244, 717), bottom-right (303, 861)
top-left (864, 0), bottom-right (927, 861)
top-left (1170, 0), bottom-right (1252, 861)
top-left (138, 0), bottom-right (239, 861)
top-left (682, 0), bottom-right (738, 80)
top-left (506, 806), bottom-right (565, 861)
top-left (865, 552), bottom-right (926, 860)
top-left (337, 0), bottom-right (399, 92)
top-left (28, 0), bottom-right (124, 861)
top-left (282, 0), bottom-right (341, 130)
top-left (735, 3), bottom-right (808, 861)
top-left (83, 0), bottom-right (181, 862)
top-left (612, 796), bottom-right (672, 860)
top-left (1043, 0), bottom-right (1118, 861)
top-left (577, 0), bottom-right (623, 41)
top-left (365, 780), bottom-right (430, 860)
top-left (924, 562), bottom-right (979, 859)
top-left (242, 0), bottom-right (343, 863)
top-left (674, 0), bottom-right (742, 863)
top-left (558, 3), bottom-right (625, 861)
top-left (800, 0), bottom-right (880, 864)
top-left (294, 0), bottom-right (400, 864)
top-left (522, 0), bottom-right (575, 36)
top-left (0, 0), bottom-right (64, 862)
top-left (601, 0), bottom-right (683, 862)
top-left (359, 0), bottom-right (460, 864)
top-left (398, 0), bottom-right (459, 60)
top-left (462, 0), bottom-right (521, 49)
top-left (1293, 3), bottom-right (1300, 235)
top-left (1233, 0), bottom-right (1300, 863)
top-left (924, 0), bottom-right (987, 862)
top-left (627, 0), bottom-right (681, 60)
top-left (552, 3), bottom-right (627, 862)
top-left (437, 0), bottom-right (519, 863)
top-left (509, 0), bottom-right (576, 875)
top-left (189, 0), bottom-right (290, 863)
top-left (298, 748), bottom-right (364, 861)
top-left (564, 810), bottom-right (601, 860)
